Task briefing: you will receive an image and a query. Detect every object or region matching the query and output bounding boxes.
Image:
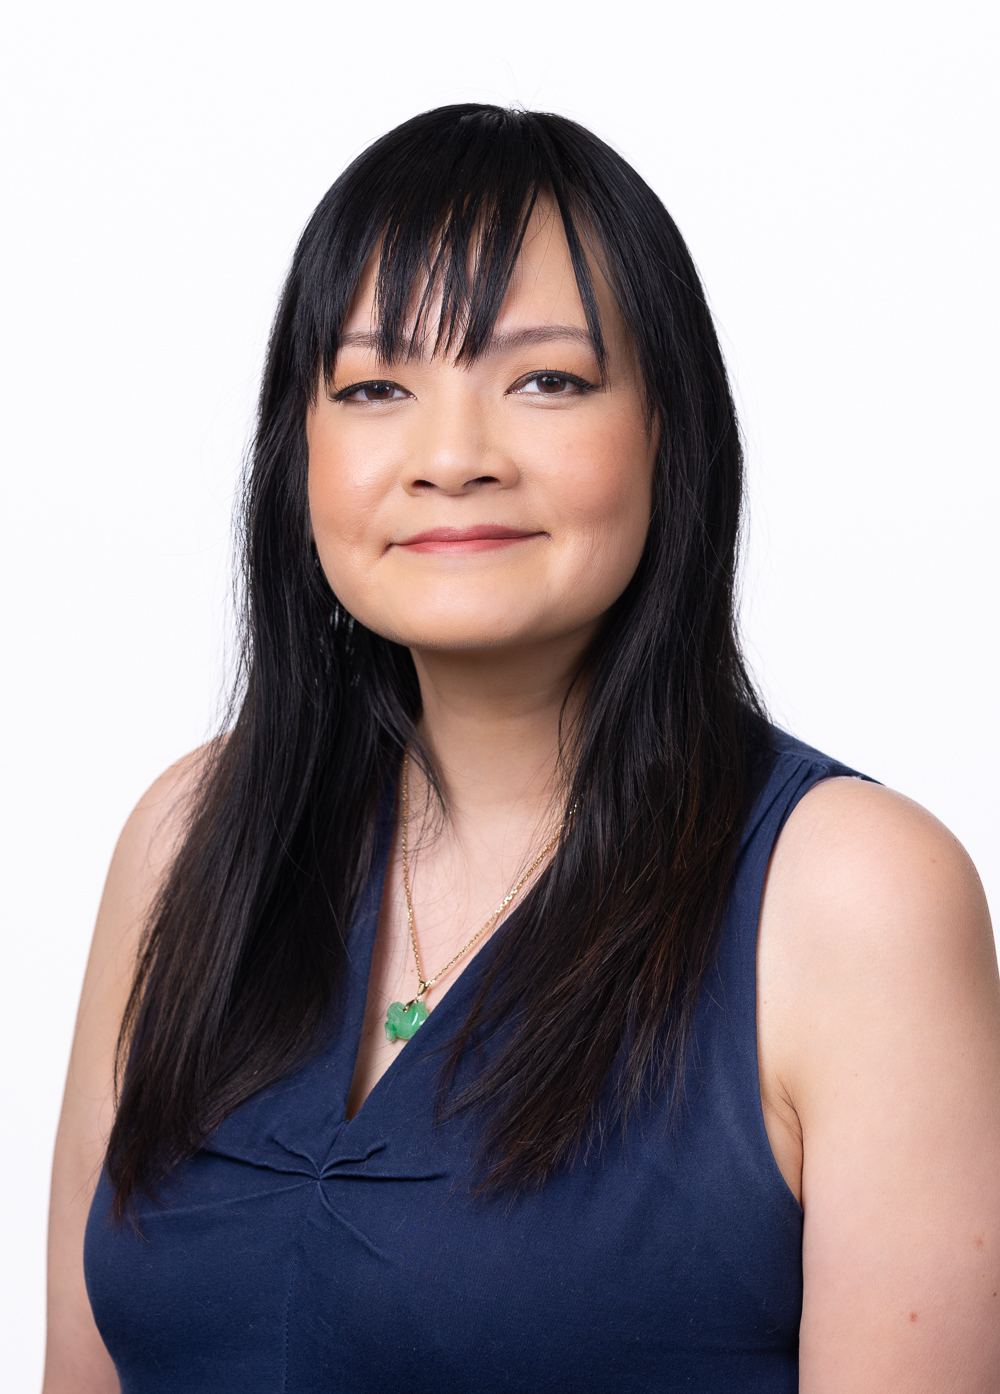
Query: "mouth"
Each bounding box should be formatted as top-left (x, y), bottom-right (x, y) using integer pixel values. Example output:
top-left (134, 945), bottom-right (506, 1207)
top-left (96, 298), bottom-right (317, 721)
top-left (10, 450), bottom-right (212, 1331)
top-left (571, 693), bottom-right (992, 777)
top-left (391, 525), bottom-right (547, 554)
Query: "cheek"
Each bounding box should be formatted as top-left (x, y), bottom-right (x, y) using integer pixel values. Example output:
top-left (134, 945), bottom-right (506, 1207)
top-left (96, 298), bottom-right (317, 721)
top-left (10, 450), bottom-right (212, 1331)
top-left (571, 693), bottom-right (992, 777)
top-left (306, 429), bottom-right (395, 601)
top-left (308, 447), bottom-right (382, 545)
top-left (545, 415), bottom-right (653, 571)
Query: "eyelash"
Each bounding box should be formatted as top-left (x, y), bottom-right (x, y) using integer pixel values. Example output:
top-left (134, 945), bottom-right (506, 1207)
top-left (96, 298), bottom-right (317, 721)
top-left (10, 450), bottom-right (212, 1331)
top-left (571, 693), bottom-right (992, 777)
top-left (509, 371), bottom-right (598, 397)
top-left (332, 370), bottom-right (599, 403)
top-left (332, 380), bottom-right (409, 403)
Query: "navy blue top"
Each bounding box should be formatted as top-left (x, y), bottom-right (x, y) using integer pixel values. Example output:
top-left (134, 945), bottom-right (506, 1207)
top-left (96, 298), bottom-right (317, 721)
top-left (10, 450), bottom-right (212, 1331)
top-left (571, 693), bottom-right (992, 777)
top-left (85, 730), bottom-right (859, 1392)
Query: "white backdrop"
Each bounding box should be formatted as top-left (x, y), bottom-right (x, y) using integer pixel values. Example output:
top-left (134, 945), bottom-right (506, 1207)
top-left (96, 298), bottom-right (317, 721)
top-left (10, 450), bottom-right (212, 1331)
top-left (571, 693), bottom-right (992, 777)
top-left (2, 1), bottom-right (997, 1384)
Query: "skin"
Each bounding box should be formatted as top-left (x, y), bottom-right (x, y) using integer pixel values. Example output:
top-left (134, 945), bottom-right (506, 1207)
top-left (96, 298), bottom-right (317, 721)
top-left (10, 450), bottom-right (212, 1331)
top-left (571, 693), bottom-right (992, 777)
top-left (44, 754), bottom-right (200, 1393)
top-left (759, 781), bottom-right (1000, 1387)
top-left (44, 202), bottom-right (1000, 1391)
top-left (308, 206), bottom-right (656, 1110)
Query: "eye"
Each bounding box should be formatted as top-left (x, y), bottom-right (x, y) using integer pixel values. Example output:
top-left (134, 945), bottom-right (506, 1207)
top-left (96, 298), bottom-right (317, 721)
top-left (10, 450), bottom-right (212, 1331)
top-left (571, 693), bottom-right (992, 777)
top-left (509, 371), bottom-right (595, 397)
top-left (335, 380), bottom-right (411, 403)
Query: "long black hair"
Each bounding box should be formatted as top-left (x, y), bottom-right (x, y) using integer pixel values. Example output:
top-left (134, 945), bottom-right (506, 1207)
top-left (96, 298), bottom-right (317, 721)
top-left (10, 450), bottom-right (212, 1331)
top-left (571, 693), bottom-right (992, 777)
top-left (107, 105), bottom-right (768, 1217)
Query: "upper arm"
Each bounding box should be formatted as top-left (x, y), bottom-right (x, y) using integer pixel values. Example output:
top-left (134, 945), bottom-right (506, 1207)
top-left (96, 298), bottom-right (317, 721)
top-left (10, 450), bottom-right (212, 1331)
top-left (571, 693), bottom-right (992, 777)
top-left (761, 777), bottom-right (1000, 1393)
top-left (43, 747), bottom-right (212, 1394)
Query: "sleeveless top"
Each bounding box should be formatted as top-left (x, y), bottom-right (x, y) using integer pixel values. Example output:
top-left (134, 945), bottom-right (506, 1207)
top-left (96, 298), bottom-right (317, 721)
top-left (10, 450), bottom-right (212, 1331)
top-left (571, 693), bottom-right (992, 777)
top-left (85, 729), bottom-right (860, 1393)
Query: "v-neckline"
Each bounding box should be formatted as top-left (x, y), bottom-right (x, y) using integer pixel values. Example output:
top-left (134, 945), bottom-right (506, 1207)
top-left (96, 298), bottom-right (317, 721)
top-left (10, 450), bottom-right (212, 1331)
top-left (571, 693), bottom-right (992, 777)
top-left (338, 783), bottom-right (502, 1130)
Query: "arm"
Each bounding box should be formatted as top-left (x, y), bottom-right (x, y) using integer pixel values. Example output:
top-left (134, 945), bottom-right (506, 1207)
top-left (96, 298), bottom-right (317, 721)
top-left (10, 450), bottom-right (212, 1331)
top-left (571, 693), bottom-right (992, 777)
top-left (758, 778), bottom-right (1000, 1392)
top-left (43, 752), bottom-right (208, 1394)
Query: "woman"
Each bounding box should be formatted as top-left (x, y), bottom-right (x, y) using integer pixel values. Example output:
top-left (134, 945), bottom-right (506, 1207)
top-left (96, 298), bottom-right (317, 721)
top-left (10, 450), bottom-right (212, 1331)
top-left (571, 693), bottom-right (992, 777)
top-left (46, 105), bottom-right (1000, 1392)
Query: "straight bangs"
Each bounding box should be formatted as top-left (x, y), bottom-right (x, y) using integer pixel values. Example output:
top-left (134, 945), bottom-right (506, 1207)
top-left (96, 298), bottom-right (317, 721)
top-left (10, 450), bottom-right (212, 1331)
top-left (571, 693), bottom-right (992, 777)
top-left (289, 108), bottom-right (615, 399)
top-left (108, 105), bottom-right (764, 1218)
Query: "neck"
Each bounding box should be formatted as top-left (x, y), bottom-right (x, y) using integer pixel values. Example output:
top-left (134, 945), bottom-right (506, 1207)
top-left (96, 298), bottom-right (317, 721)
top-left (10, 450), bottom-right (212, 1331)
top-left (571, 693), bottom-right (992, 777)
top-left (409, 626), bottom-right (593, 829)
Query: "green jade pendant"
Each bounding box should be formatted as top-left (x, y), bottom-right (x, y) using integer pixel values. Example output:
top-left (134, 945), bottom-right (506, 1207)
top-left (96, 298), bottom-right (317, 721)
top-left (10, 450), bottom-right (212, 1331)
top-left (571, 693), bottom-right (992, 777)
top-left (385, 998), bottom-right (429, 1042)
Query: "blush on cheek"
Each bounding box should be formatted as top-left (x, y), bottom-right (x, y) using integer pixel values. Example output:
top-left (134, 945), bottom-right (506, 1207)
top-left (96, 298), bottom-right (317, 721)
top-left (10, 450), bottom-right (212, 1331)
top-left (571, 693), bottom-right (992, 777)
top-left (557, 423), bottom-right (653, 514)
top-left (564, 466), bottom-right (652, 552)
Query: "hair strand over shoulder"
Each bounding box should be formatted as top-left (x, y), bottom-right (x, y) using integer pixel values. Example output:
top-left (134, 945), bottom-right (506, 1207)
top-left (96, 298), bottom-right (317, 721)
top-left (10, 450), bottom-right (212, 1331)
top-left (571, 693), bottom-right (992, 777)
top-left (107, 104), bottom-right (769, 1220)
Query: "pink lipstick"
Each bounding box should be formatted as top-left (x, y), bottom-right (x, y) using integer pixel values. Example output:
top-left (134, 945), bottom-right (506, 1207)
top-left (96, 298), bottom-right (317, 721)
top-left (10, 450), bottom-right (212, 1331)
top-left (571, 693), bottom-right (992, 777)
top-left (392, 525), bottom-right (545, 554)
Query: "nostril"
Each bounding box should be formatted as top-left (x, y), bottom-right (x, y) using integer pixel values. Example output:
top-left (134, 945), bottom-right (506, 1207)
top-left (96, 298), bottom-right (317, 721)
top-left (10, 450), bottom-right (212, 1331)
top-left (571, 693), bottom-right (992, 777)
top-left (410, 475), bottom-right (501, 491)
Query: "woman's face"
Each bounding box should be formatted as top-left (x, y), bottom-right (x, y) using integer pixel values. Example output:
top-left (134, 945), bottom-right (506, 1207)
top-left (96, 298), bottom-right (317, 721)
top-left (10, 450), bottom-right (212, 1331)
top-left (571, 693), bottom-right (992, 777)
top-left (306, 203), bottom-right (656, 656)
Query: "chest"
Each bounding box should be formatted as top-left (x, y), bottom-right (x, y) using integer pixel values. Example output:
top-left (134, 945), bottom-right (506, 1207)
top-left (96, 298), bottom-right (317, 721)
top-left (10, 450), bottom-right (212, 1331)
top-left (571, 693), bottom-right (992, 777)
top-left (87, 748), bottom-right (823, 1391)
top-left (87, 1036), bottom-right (804, 1394)
top-left (347, 825), bottom-right (546, 1117)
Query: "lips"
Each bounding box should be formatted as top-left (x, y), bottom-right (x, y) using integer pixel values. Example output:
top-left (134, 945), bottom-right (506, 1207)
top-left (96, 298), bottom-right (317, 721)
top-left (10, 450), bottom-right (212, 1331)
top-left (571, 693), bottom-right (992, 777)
top-left (392, 525), bottom-right (546, 554)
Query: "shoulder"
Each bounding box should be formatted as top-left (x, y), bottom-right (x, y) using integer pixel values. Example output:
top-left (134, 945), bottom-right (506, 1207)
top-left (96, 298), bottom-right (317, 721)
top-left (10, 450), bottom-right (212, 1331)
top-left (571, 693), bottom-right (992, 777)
top-left (108, 740), bottom-right (220, 906)
top-left (760, 777), bottom-right (1000, 1379)
top-left (45, 744), bottom-right (222, 1392)
top-left (61, 739), bottom-right (223, 1115)
top-left (759, 776), bottom-right (1000, 1384)
top-left (762, 775), bottom-right (993, 992)
top-left (757, 773), bottom-right (996, 1152)
top-left (759, 775), bottom-right (997, 1103)
top-left (82, 740), bottom-right (223, 1032)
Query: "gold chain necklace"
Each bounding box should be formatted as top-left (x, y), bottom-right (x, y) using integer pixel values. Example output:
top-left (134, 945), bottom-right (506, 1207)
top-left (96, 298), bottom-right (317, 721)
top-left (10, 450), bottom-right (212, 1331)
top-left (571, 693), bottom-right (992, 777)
top-left (384, 749), bottom-right (567, 1043)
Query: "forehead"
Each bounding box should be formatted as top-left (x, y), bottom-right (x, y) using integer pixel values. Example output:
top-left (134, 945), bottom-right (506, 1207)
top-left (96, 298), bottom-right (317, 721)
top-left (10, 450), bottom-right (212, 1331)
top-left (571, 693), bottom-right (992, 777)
top-left (340, 199), bottom-right (610, 357)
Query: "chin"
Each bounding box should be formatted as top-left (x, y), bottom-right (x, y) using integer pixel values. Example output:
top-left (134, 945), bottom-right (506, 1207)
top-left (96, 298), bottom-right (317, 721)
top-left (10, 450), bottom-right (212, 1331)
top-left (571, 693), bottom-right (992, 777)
top-left (376, 615), bottom-right (545, 653)
top-left (341, 583), bottom-right (565, 653)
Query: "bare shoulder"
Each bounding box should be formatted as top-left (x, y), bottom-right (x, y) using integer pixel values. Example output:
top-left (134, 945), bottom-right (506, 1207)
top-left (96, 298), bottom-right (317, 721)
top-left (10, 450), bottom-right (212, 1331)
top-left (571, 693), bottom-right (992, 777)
top-left (107, 741), bottom-right (220, 918)
top-left (45, 741), bottom-right (223, 1394)
top-left (760, 772), bottom-right (998, 1154)
top-left (68, 738), bottom-right (222, 1085)
top-left (759, 776), bottom-right (1000, 1390)
top-left (79, 741), bottom-right (220, 1015)
top-left (763, 775), bottom-right (994, 989)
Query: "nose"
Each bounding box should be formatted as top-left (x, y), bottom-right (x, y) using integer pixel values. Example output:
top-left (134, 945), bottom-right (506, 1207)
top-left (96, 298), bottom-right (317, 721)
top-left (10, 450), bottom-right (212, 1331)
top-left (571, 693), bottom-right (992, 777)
top-left (402, 383), bottom-right (517, 496)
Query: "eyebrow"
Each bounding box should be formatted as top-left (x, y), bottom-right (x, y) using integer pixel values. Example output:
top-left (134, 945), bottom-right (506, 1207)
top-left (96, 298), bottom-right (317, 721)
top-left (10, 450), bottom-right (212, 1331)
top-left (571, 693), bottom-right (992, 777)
top-left (336, 324), bottom-right (595, 358)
